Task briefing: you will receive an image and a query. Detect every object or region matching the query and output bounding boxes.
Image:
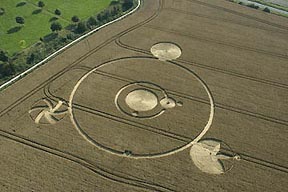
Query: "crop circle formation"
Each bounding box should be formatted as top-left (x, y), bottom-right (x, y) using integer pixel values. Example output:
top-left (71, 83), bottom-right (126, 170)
top-left (125, 89), bottom-right (158, 112)
top-left (68, 57), bottom-right (214, 159)
top-left (150, 42), bottom-right (182, 61)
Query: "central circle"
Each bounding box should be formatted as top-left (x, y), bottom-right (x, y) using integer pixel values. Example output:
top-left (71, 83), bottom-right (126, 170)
top-left (125, 89), bottom-right (158, 112)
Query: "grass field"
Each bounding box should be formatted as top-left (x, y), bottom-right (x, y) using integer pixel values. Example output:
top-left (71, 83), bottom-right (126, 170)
top-left (0, 0), bottom-right (112, 55)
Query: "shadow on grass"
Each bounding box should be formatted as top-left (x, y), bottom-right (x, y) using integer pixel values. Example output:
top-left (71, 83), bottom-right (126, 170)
top-left (7, 26), bottom-right (22, 34)
top-left (49, 17), bottom-right (58, 22)
top-left (16, 2), bottom-right (27, 7)
top-left (32, 9), bottom-right (42, 15)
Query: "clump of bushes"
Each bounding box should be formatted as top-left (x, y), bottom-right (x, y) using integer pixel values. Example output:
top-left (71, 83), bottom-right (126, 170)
top-left (247, 4), bottom-right (259, 9)
top-left (71, 15), bottom-right (80, 23)
top-left (263, 7), bottom-right (270, 13)
top-left (16, 2), bottom-right (26, 7)
top-left (38, 1), bottom-right (45, 8)
top-left (54, 9), bottom-right (61, 16)
top-left (122, 0), bottom-right (134, 12)
top-left (15, 16), bottom-right (25, 24)
top-left (50, 22), bottom-right (62, 32)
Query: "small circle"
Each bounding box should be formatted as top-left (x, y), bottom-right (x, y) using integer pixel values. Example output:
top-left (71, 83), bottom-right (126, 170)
top-left (151, 42), bottom-right (182, 61)
top-left (160, 97), bottom-right (176, 109)
top-left (125, 89), bottom-right (158, 112)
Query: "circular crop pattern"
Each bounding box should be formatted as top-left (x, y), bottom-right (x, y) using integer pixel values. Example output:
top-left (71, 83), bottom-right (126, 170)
top-left (150, 42), bottom-right (182, 61)
top-left (190, 139), bottom-right (240, 174)
top-left (125, 89), bottom-right (158, 112)
top-left (115, 81), bottom-right (168, 119)
top-left (29, 99), bottom-right (67, 124)
top-left (68, 57), bottom-right (214, 159)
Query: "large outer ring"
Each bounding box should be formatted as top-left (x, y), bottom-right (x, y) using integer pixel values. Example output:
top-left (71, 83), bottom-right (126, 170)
top-left (68, 56), bottom-right (215, 159)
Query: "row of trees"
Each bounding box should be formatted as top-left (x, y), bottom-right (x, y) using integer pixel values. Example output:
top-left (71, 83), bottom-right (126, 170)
top-left (49, 0), bottom-right (135, 34)
top-left (239, 2), bottom-right (271, 13)
top-left (50, 2), bottom-right (124, 34)
top-left (13, 0), bottom-right (134, 28)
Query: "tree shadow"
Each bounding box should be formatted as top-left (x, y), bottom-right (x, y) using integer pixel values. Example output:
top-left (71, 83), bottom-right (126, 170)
top-left (16, 2), bottom-right (27, 7)
top-left (7, 26), bottom-right (22, 34)
top-left (32, 9), bottom-right (42, 15)
top-left (49, 16), bottom-right (58, 22)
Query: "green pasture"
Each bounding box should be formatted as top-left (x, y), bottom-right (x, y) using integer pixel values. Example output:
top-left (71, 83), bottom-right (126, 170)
top-left (0, 0), bottom-right (112, 55)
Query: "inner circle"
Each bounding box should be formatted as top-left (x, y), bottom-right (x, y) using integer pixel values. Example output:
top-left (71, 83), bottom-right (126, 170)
top-left (125, 89), bottom-right (158, 112)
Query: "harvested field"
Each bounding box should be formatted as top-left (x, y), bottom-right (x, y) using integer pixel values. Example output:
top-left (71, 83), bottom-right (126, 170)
top-left (0, 0), bottom-right (288, 191)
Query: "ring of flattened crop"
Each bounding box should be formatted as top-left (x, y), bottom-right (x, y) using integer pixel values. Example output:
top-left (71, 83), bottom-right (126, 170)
top-left (68, 56), bottom-right (215, 159)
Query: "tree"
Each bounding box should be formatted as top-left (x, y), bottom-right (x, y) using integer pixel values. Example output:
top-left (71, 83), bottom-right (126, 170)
top-left (76, 22), bottom-right (87, 34)
top-left (38, 1), bottom-right (45, 8)
top-left (0, 50), bottom-right (8, 62)
top-left (16, 2), bottom-right (27, 7)
top-left (263, 7), bottom-right (270, 13)
top-left (97, 14), bottom-right (103, 22)
top-left (26, 53), bottom-right (35, 64)
top-left (71, 15), bottom-right (79, 23)
top-left (122, 0), bottom-right (134, 12)
top-left (15, 16), bottom-right (25, 25)
top-left (87, 16), bottom-right (97, 27)
top-left (0, 8), bottom-right (5, 16)
top-left (247, 4), bottom-right (259, 9)
top-left (110, 1), bottom-right (120, 6)
top-left (0, 62), bottom-right (15, 77)
top-left (111, 6), bottom-right (120, 17)
top-left (54, 9), bottom-right (61, 16)
top-left (50, 22), bottom-right (62, 32)
top-left (97, 10), bottom-right (110, 22)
